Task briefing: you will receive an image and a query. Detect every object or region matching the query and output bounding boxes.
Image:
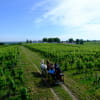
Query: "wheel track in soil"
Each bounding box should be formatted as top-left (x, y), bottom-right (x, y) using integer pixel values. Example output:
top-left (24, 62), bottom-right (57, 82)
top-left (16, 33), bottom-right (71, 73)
top-left (20, 46), bottom-right (78, 100)
top-left (20, 46), bottom-right (60, 100)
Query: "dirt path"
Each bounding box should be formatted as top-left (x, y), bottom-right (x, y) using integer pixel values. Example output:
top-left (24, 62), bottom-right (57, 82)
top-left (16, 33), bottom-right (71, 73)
top-left (61, 84), bottom-right (78, 100)
top-left (20, 46), bottom-right (60, 100)
top-left (20, 46), bottom-right (78, 100)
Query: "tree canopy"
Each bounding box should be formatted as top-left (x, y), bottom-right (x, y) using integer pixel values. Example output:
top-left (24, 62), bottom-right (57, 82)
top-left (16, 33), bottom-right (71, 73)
top-left (42, 37), bottom-right (60, 43)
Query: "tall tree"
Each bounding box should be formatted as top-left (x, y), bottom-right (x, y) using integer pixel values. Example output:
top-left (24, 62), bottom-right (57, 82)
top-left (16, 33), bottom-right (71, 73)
top-left (54, 38), bottom-right (60, 43)
top-left (76, 39), bottom-right (84, 44)
top-left (42, 37), bottom-right (60, 43)
top-left (29, 40), bottom-right (32, 43)
top-left (42, 38), bottom-right (48, 42)
top-left (48, 38), bottom-right (53, 42)
top-left (26, 40), bottom-right (29, 43)
top-left (76, 39), bottom-right (80, 44)
top-left (69, 38), bottom-right (74, 43)
top-left (80, 39), bottom-right (84, 44)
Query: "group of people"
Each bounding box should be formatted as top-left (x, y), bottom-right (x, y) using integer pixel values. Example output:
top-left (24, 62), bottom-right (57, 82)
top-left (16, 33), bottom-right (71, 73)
top-left (40, 59), bottom-right (63, 81)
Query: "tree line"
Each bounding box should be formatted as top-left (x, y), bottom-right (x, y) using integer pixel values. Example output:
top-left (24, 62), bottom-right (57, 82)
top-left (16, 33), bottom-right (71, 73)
top-left (68, 38), bottom-right (84, 44)
top-left (26, 37), bottom-right (84, 44)
top-left (43, 37), bottom-right (84, 44)
top-left (42, 37), bottom-right (60, 43)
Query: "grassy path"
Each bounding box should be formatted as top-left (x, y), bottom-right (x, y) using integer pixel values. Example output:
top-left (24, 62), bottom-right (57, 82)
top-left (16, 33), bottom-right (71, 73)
top-left (19, 46), bottom-right (76, 100)
top-left (19, 46), bottom-right (56, 100)
top-left (60, 84), bottom-right (77, 100)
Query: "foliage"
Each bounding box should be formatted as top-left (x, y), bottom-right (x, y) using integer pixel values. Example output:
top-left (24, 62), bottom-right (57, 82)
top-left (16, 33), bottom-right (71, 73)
top-left (20, 88), bottom-right (28, 100)
top-left (0, 42), bottom-right (5, 45)
top-left (76, 39), bottom-right (84, 44)
top-left (42, 37), bottom-right (60, 43)
top-left (68, 38), bottom-right (74, 43)
top-left (0, 46), bottom-right (24, 99)
top-left (42, 38), bottom-right (48, 42)
top-left (24, 43), bottom-right (100, 99)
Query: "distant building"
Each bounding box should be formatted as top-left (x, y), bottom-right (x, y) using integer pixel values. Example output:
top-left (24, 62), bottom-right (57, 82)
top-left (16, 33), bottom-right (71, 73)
top-left (62, 41), bottom-right (67, 44)
top-left (32, 40), bottom-right (43, 43)
top-left (62, 41), bottom-right (76, 44)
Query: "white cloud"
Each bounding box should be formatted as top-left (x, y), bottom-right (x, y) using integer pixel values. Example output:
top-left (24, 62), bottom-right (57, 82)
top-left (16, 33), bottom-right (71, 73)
top-left (33, 0), bottom-right (100, 40)
top-left (58, 32), bottom-right (100, 41)
top-left (83, 24), bottom-right (100, 40)
top-left (32, 0), bottom-right (50, 11)
top-left (40, 0), bottom-right (100, 26)
top-left (32, 0), bottom-right (59, 12)
top-left (58, 24), bottom-right (100, 40)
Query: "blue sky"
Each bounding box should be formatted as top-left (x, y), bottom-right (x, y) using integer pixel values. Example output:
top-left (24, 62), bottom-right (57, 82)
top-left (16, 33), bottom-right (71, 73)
top-left (0, 0), bottom-right (100, 42)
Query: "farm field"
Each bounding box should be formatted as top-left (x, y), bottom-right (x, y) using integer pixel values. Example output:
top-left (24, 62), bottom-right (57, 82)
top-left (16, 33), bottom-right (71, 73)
top-left (0, 42), bottom-right (100, 100)
top-left (0, 45), bottom-right (73, 100)
top-left (0, 45), bottom-right (25, 100)
top-left (1, 0), bottom-right (100, 100)
top-left (23, 42), bottom-right (100, 100)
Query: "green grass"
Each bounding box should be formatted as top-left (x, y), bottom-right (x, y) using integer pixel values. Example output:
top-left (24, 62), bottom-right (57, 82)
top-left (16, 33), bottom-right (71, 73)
top-left (20, 46), bottom-right (73, 100)
top-left (19, 46), bottom-right (56, 100)
top-left (53, 85), bottom-right (72, 100)
top-left (23, 42), bottom-right (100, 100)
top-left (63, 72), bottom-right (98, 100)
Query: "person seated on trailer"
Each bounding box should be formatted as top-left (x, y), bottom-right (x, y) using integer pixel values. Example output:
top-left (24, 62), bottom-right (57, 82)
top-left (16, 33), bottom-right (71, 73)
top-left (54, 63), bottom-right (62, 81)
top-left (48, 64), bottom-right (56, 80)
top-left (46, 60), bottom-right (50, 70)
top-left (40, 59), bottom-right (47, 75)
top-left (46, 60), bottom-right (53, 71)
top-left (48, 67), bottom-right (55, 74)
top-left (40, 59), bottom-right (47, 70)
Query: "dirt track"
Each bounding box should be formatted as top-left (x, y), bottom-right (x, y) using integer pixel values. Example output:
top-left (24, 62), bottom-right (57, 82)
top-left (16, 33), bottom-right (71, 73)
top-left (20, 46), bottom-right (78, 100)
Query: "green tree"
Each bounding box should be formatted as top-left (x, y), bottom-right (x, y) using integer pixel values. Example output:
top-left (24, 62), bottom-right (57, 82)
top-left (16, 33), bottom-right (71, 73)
top-left (69, 38), bottom-right (74, 43)
top-left (26, 40), bottom-right (29, 43)
top-left (76, 39), bottom-right (84, 44)
top-left (42, 38), bottom-right (48, 42)
top-left (76, 39), bottom-right (80, 44)
top-left (48, 38), bottom-right (53, 42)
top-left (29, 40), bottom-right (32, 43)
top-left (54, 38), bottom-right (60, 43)
top-left (80, 39), bottom-right (84, 44)
top-left (0, 42), bottom-right (5, 45)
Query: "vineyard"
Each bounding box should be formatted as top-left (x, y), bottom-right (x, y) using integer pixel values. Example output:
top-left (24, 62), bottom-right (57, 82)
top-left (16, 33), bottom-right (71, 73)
top-left (0, 46), bottom-right (28, 100)
top-left (0, 43), bottom-right (100, 100)
top-left (24, 43), bottom-right (100, 100)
